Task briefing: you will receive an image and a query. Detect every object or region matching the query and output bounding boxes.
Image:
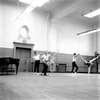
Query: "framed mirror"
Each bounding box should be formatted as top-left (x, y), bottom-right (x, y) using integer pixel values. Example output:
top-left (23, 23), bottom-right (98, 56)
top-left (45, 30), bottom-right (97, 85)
top-left (19, 25), bottom-right (29, 38)
top-left (18, 25), bottom-right (30, 43)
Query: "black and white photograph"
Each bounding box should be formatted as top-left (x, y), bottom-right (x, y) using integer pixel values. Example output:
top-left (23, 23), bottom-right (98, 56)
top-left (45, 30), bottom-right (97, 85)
top-left (0, 0), bottom-right (100, 100)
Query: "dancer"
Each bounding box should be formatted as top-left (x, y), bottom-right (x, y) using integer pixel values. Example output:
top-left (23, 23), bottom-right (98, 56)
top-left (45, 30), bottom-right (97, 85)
top-left (80, 54), bottom-right (100, 74)
top-left (71, 53), bottom-right (80, 73)
top-left (48, 50), bottom-right (59, 76)
top-left (49, 53), bottom-right (56, 76)
top-left (28, 51), bottom-right (40, 74)
top-left (41, 51), bottom-right (50, 76)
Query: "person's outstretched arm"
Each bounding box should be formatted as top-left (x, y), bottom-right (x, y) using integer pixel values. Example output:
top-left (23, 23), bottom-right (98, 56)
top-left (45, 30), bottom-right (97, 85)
top-left (74, 53), bottom-right (80, 58)
top-left (80, 55), bottom-right (88, 63)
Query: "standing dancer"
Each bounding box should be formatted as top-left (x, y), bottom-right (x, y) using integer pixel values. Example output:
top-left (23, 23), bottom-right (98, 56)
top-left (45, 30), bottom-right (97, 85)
top-left (48, 50), bottom-right (59, 76)
top-left (41, 51), bottom-right (50, 76)
top-left (49, 53), bottom-right (56, 76)
top-left (28, 51), bottom-right (40, 74)
top-left (71, 53), bottom-right (80, 73)
top-left (80, 54), bottom-right (100, 74)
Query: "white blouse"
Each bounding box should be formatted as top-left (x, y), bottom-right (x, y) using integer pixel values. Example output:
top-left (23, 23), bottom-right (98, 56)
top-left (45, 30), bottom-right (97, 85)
top-left (73, 56), bottom-right (76, 62)
top-left (32, 54), bottom-right (40, 61)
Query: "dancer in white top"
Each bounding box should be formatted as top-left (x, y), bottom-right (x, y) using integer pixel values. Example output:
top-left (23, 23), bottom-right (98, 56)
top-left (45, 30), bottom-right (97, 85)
top-left (80, 54), bottom-right (100, 74)
top-left (48, 53), bottom-right (56, 76)
top-left (28, 51), bottom-right (40, 74)
top-left (71, 53), bottom-right (79, 73)
top-left (48, 50), bottom-right (59, 76)
top-left (41, 51), bottom-right (50, 76)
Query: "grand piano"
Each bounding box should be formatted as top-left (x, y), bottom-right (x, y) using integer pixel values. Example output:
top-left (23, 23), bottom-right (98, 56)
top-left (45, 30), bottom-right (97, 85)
top-left (0, 57), bottom-right (20, 75)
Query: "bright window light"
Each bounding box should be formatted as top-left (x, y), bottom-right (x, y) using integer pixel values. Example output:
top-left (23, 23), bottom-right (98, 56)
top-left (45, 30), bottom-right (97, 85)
top-left (24, 6), bottom-right (34, 14)
top-left (19, 0), bottom-right (33, 4)
top-left (30, 0), bottom-right (49, 7)
top-left (84, 8), bottom-right (100, 18)
top-left (16, 0), bottom-right (49, 22)
top-left (77, 28), bottom-right (100, 36)
top-left (16, 6), bottom-right (34, 20)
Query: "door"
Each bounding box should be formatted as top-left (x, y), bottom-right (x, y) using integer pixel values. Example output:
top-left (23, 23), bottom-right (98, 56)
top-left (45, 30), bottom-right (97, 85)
top-left (16, 48), bottom-right (31, 72)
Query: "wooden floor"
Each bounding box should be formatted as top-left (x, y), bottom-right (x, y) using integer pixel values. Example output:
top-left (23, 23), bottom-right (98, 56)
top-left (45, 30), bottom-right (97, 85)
top-left (0, 72), bottom-right (100, 100)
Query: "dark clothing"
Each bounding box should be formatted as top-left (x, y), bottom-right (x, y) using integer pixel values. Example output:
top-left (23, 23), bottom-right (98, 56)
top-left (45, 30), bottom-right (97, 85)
top-left (85, 62), bottom-right (91, 67)
top-left (71, 61), bottom-right (78, 73)
top-left (34, 60), bottom-right (40, 73)
top-left (42, 63), bottom-right (48, 75)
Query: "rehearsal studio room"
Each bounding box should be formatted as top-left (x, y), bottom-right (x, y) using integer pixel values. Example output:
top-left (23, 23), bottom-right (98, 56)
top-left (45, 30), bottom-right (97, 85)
top-left (0, 0), bottom-right (100, 100)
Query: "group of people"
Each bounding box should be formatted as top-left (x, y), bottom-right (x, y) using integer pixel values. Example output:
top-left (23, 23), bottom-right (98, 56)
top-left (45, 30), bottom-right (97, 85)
top-left (28, 50), bottom-right (100, 76)
top-left (71, 53), bottom-right (100, 74)
top-left (28, 50), bottom-right (57, 76)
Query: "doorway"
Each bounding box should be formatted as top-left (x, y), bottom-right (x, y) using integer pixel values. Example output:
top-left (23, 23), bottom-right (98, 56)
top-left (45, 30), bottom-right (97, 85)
top-left (13, 42), bottom-right (34, 72)
top-left (16, 48), bottom-right (31, 72)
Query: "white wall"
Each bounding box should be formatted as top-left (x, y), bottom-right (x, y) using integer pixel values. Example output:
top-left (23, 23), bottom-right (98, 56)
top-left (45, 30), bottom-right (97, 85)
top-left (0, 6), bottom-right (2, 47)
top-left (53, 18), bottom-right (94, 55)
top-left (0, 1), bottom-right (99, 56)
top-left (47, 20), bottom-right (58, 52)
top-left (0, 1), bottom-right (49, 51)
top-left (97, 32), bottom-right (100, 53)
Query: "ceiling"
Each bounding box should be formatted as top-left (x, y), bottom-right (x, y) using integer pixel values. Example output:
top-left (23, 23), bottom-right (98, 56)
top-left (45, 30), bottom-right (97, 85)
top-left (3, 0), bottom-right (100, 26)
top-left (40, 0), bottom-right (100, 25)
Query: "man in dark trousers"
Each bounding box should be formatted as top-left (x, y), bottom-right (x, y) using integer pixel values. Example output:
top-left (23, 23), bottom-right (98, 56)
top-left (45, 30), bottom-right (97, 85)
top-left (41, 51), bottom-right (50, 76)
top-left (71, 53), bottom-right (79, 73)
top-left (29, 51), bottom-right (40, 74)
